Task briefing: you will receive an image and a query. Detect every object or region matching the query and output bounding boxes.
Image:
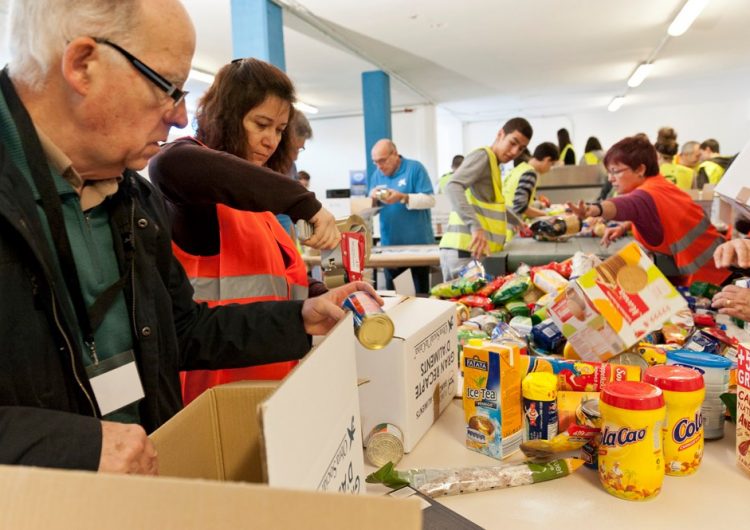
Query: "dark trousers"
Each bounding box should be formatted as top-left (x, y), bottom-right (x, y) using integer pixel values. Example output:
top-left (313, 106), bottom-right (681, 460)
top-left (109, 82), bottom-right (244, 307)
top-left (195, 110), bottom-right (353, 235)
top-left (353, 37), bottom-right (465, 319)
top-left (383, 266), bottom-right (431, 294)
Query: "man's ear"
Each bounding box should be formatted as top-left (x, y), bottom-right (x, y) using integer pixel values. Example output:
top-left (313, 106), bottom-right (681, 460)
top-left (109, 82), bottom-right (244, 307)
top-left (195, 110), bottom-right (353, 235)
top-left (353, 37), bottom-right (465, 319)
top-left (61, 37), bottom-right (99, 96)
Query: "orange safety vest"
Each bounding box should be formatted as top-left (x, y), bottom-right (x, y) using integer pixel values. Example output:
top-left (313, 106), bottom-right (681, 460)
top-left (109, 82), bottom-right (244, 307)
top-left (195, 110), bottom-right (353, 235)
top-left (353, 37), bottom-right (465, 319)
top-left (632, 176), bottom-right (729, 286)
top-left (176, 203), bottom-right (309, 405)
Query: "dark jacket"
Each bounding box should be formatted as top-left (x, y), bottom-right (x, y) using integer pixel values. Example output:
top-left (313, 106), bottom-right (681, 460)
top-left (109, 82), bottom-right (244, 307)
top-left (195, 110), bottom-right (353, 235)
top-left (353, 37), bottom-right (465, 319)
top-left (0, 103), bottom-right (311, 471)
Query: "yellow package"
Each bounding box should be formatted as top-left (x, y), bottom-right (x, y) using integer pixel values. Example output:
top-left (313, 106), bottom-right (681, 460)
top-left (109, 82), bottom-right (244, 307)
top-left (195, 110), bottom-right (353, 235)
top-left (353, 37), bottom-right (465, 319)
top-left (463, 341), bottom-right (523, 460)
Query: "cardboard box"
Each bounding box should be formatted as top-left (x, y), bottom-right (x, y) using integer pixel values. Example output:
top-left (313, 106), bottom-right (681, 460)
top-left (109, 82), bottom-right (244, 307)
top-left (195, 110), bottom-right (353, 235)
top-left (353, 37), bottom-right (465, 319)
top-left (548, 242), bottom-right (686, 362)
top-left (714, 139), bottom-right (750, 219)
top-left (357, 297), bottom-right (458, 452)
top-left (0, 316), bottom-right (422, 529)
top-left (462, 341), bottom-right (523, 459)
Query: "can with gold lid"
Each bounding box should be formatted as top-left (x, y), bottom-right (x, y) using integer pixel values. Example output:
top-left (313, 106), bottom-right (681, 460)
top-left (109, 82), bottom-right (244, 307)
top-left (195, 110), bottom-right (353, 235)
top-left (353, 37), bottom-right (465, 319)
top-left (643, 365), bottom-right (705, 476)
top-left (365, 423), bottom-right (404, 467)
top-left (343, 291), bottom-right (394, 349)
top-left (598, 381), bottom-right (666, 501)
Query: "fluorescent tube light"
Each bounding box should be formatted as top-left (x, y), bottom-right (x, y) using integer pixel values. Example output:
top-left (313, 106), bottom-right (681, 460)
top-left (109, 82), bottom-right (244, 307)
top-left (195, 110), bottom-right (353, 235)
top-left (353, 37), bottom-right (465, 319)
top-left (668, 0), bottom-right (710, 37)
top-left (627, 63), bottom-right (653, 88)
top-left (294, 101), bottom-right (319, 115)
top-left (188, 68), bottom-right (215, 85)
top-left (608, 96), bottom-right (625, 112)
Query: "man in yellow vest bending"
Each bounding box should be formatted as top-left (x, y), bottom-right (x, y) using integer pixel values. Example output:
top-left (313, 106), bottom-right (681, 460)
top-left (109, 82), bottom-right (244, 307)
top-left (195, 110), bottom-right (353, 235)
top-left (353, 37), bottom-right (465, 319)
top-left (439, 117), bottom-right (532, 280)
top-left (502, 142), bottom-right (559, 222)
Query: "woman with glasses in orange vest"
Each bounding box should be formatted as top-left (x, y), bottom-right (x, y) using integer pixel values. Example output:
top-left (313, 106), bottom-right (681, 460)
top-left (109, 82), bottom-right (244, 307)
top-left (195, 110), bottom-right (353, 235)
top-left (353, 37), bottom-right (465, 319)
top-left (568, 135), bottom-right (729, 287)
top-left (149, 59), bottom-right (340, 404)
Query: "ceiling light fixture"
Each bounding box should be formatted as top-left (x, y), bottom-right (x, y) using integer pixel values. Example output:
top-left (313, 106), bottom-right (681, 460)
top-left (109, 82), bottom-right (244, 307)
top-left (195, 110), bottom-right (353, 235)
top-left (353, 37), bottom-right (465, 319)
top-left (188, 68), bottom-right (215, 85)
top-left (668, 0), bottom-right (710, 37)
top-left (627, 62), bottom-right (654, 88)
top-left (608, 96), bottom-right (625, 112)
top-left (294, 101), bottom-right (319, 115)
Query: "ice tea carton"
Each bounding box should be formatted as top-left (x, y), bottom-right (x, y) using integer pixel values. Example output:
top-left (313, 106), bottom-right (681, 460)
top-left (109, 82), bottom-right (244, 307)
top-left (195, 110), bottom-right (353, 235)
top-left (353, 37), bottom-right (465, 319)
top-left (736, 344), bottom-right (750, 475)
top-left (548, 242), bottom-right (686, 362)
top-left (462, 340), bottom-right (523, 460)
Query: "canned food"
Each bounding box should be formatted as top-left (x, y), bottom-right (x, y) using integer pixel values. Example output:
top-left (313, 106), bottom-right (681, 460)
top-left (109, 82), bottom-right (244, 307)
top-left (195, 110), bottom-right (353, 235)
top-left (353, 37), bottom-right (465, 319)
top-left (294, 219), bottom-right (314, 241)
top-left (343, 291), bottom-right (394, 349)
top-left (375, 188), bottom-right (391, 201)
top-left (365, 423), bottom-right (404, 467)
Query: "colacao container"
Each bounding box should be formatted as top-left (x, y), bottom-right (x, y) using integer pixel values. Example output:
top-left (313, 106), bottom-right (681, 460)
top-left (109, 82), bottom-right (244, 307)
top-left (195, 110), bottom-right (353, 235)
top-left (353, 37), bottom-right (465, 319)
top-left (598, 381), bottom-right (666, 501)
top-left (666, 350), bottom-right (733, 440)
top-left (643, 365), bottom-right (705, 476)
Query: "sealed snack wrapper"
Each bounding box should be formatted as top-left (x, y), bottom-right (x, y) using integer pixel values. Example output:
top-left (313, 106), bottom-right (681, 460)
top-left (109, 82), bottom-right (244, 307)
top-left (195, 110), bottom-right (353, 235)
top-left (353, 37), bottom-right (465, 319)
top-left (366, 458), bottom-right (584, 498)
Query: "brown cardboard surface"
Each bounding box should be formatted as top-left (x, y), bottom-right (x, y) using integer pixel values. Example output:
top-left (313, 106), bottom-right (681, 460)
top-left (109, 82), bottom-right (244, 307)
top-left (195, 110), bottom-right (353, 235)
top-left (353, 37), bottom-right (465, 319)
top-left (0, 465), bottom-right (422, 529)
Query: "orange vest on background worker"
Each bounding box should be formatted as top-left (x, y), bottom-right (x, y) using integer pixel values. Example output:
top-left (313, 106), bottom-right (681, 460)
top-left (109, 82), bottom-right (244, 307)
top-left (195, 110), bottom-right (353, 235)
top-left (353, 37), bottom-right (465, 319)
top-left (632, 175), bottom-right (730, 286)
top-left (175, 204), bottom-right (309, 405)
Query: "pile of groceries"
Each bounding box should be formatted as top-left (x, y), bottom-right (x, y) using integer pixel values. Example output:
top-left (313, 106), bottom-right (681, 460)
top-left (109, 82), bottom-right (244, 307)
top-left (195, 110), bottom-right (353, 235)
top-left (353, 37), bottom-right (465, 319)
top-left (365, 242), bottom-right (750, 501)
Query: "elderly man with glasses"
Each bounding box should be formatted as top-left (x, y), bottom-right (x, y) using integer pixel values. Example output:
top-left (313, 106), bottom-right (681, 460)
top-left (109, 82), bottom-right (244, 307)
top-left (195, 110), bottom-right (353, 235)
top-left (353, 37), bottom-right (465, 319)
top-left (0, 0), bottom-right (375, 475)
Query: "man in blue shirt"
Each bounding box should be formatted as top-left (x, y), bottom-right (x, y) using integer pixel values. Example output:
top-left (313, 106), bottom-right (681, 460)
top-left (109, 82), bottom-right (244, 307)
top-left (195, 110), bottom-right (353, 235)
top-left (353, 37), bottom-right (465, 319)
top-left (368, 139), bottom-right (435, 293)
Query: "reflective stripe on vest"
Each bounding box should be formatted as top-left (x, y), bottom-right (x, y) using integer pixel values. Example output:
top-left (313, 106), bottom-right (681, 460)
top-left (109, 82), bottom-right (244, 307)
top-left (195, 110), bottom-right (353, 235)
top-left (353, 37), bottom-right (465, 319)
top-left (190, 273), bottom-right (289, 302)
top-left (501, 161), bottom-right (537, 212)
top-left (631, 175), bottom-right (729, 285)
top-left (439, 146), bottom-right (506, 253)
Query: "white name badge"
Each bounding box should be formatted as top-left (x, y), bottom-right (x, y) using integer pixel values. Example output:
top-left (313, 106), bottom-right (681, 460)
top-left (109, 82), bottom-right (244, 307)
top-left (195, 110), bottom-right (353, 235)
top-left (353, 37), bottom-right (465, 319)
top-left (86, 350), bottom-right (145, 416)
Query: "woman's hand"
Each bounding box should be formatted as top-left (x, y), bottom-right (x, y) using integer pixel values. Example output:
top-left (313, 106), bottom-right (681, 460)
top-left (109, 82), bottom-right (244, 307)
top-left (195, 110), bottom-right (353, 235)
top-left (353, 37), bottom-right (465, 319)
top-left (306, 208), bottom-right (340, 250)
top-left (566, 200), bottom-right (587, 220)
top-left (712, 285), bottom-right (750, 322)
top-left (600, 222), bottom-right (630, 248)
top-left (714, 238), bottom-right (750, 269)
top-left (301, 281), bottom-right (382, 335)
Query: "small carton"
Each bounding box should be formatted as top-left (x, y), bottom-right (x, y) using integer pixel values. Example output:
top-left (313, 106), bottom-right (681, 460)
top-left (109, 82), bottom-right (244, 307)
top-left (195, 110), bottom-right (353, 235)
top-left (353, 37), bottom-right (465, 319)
top-left (356, 296), bottom-right (457, 453)
top-left (547, 242), bottom-right (687, 362)
top-left (462, 341), bottom-right (523, 459)
top-left (736, 344), bottom-right (750, 476)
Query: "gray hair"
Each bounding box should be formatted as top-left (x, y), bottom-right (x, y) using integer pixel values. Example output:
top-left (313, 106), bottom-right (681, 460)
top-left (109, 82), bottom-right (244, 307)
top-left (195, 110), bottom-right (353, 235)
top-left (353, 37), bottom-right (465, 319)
top-left (7, 0), bottom-right (141, 91)
top-left (291, 111), bottom-right (313, 140)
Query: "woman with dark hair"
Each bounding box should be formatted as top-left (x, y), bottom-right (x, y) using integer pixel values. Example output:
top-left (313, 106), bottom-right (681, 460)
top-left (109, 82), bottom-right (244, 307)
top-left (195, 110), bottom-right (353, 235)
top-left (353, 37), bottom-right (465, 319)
top-left (557, 128), bottom-right (576, 165)
top-left (654, 127), bottom-right (694, 190)
top-left (580, 136), bottom-right (604, 165)
top-left (149, 58), bottom-right (339, 404)
top-left (568, 135), bottom-right (729, 286)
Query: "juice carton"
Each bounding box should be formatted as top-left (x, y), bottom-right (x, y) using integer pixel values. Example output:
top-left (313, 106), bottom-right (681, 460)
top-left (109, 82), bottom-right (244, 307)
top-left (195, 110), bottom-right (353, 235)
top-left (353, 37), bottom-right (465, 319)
top-left (462, 341), bottom-right (523, 460)
top-left (547, 242), bottom-right (686, 362)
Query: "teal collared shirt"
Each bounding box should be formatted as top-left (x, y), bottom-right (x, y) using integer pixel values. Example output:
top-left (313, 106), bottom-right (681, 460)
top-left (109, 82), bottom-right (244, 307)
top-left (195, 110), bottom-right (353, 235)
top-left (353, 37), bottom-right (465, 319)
top-left (0, 87), bottom-right (139, 423)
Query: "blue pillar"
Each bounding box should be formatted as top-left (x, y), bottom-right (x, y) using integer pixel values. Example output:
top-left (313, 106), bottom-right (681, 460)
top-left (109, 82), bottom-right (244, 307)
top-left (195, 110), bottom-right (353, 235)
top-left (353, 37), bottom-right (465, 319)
top-left (231, 0), bottom-right (286, 70)
top-left (362, 70), bottom-right (392, 179)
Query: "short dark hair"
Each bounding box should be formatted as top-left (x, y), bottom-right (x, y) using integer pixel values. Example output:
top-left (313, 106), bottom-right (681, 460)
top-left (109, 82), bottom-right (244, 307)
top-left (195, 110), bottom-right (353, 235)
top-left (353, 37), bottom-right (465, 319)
top-left (532, 142), bottom-right (559, 161)
top-left (451, 154), bottom-right (464, 171)
top-left (297, 170), bottom-right (310, 181)
top-left (603, 136), bottom-right (660, 177)
top-left (502, 117), bottom-right (533, 140)
top-left (196, 58), bottom-right (296, 174)
top-left (700, 138), bottom-right (720, 153)
top-left (584, 136), bottom-right (602, 152)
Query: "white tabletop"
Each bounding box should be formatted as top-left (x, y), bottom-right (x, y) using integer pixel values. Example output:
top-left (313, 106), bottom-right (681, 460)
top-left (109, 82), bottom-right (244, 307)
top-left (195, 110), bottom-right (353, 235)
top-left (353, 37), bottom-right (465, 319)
top-left (365, 398), bottom-right (746, 529)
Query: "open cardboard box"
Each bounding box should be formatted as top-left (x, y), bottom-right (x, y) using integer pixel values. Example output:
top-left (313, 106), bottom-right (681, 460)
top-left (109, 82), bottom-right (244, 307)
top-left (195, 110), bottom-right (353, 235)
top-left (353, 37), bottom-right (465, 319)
top-left (0, 316), bottom-right (422, 529)
top-left (714, 139), bottom-right (750, 223)
top-left (357, 296), bottom-right (458, 452)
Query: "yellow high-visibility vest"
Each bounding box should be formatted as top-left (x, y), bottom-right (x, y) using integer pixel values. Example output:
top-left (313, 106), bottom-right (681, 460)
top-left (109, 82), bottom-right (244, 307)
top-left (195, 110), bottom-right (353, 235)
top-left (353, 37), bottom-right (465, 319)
top-left (660, 162), bottom-right (694, 191)
top-left (439, 147), bottom-right (507, 253)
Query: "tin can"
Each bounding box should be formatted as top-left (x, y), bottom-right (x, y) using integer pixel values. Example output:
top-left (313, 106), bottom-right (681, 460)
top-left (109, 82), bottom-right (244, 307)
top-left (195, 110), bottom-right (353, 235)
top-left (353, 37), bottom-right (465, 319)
top-left (577, 398), bottom-right (601, 469)
top-left (643, 365), bottom-right (705, 476)
top-left (294, 219), bottom-right (314, 242)
top-left (374, 188), bottom-right (390, 201)
top-left (343, 291), bottom-right (394, 350)
top-left (365, 423), bottom-right (404, 467)
top-left (598, 381), bottom-right (666, 501)
top-left (522, 372), bottom-right (558, 441)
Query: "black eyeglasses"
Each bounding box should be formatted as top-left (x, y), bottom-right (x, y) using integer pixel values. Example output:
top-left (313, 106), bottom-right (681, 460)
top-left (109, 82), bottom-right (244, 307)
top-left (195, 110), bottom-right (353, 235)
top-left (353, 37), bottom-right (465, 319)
top-left (94, 38), bottom-right (188, 107)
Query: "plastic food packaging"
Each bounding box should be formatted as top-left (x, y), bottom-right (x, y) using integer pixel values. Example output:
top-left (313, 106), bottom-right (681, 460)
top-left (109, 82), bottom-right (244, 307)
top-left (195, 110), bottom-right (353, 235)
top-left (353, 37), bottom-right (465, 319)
top-left (366, 459), bottom-right (584, 498)
top-left (430, 276), bottom-right (487, 298)
top-left (457, 294), bottom-right (494, 311)
top-left (490, 276), bottom-right (530, 305)
top-left (529, 215), bottom-right (581, 241)
top-left (532, 269), bottom-right (568, 294)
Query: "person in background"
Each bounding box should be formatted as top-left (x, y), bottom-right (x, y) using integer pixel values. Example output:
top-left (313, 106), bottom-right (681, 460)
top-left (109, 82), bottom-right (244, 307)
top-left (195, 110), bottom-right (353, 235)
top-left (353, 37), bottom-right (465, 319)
top-left (580, 136), bottom-right (604, 165)
top-left (676, 140), bottom-right (701, 170)
top-left (513, 147), bottom-right (532, 167)
top-left (439, 117), bottom-right (532, 280)
top-left (568, 136), bottom-right (729, 286)
top-left (696, 138), bottom-right (735, 187)
top-left (297, 170), bottom-right (311, 188)
top-left (149, 58), bottom-right (340, 404)
top-left (368, 139), bottom-right (435, 293)
top-left (276, 111), bottom-right (313, 238)
top-left (654, 127), bottom-right (694, 191)
top-left (502, 142), bottom-right (560, 223)
top-left (557, 128), bottom-right (576, 165)
top-left (0, 0), bottom-right (373, 474)
top-left (438, 154), bottom-right (465, 193)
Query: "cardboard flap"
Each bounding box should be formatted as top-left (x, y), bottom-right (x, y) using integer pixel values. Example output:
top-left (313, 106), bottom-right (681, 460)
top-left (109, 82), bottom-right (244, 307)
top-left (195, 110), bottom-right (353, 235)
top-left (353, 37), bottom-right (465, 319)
top-left (389, 297), bottom-right (456, 338)
top-left (260, 314), bottom-right (366, 493)
top-left (0, 465), bottom-right (422, 529)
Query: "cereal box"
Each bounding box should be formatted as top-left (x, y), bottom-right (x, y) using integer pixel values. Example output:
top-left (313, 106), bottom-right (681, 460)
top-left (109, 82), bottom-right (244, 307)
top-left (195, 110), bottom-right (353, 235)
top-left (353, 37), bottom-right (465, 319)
top-left (462, 341), bottom-right (523, 460)
top-left (736, 344), bottom-right (750, 476)
top-left (547, 242), bottom-right (686, 362)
